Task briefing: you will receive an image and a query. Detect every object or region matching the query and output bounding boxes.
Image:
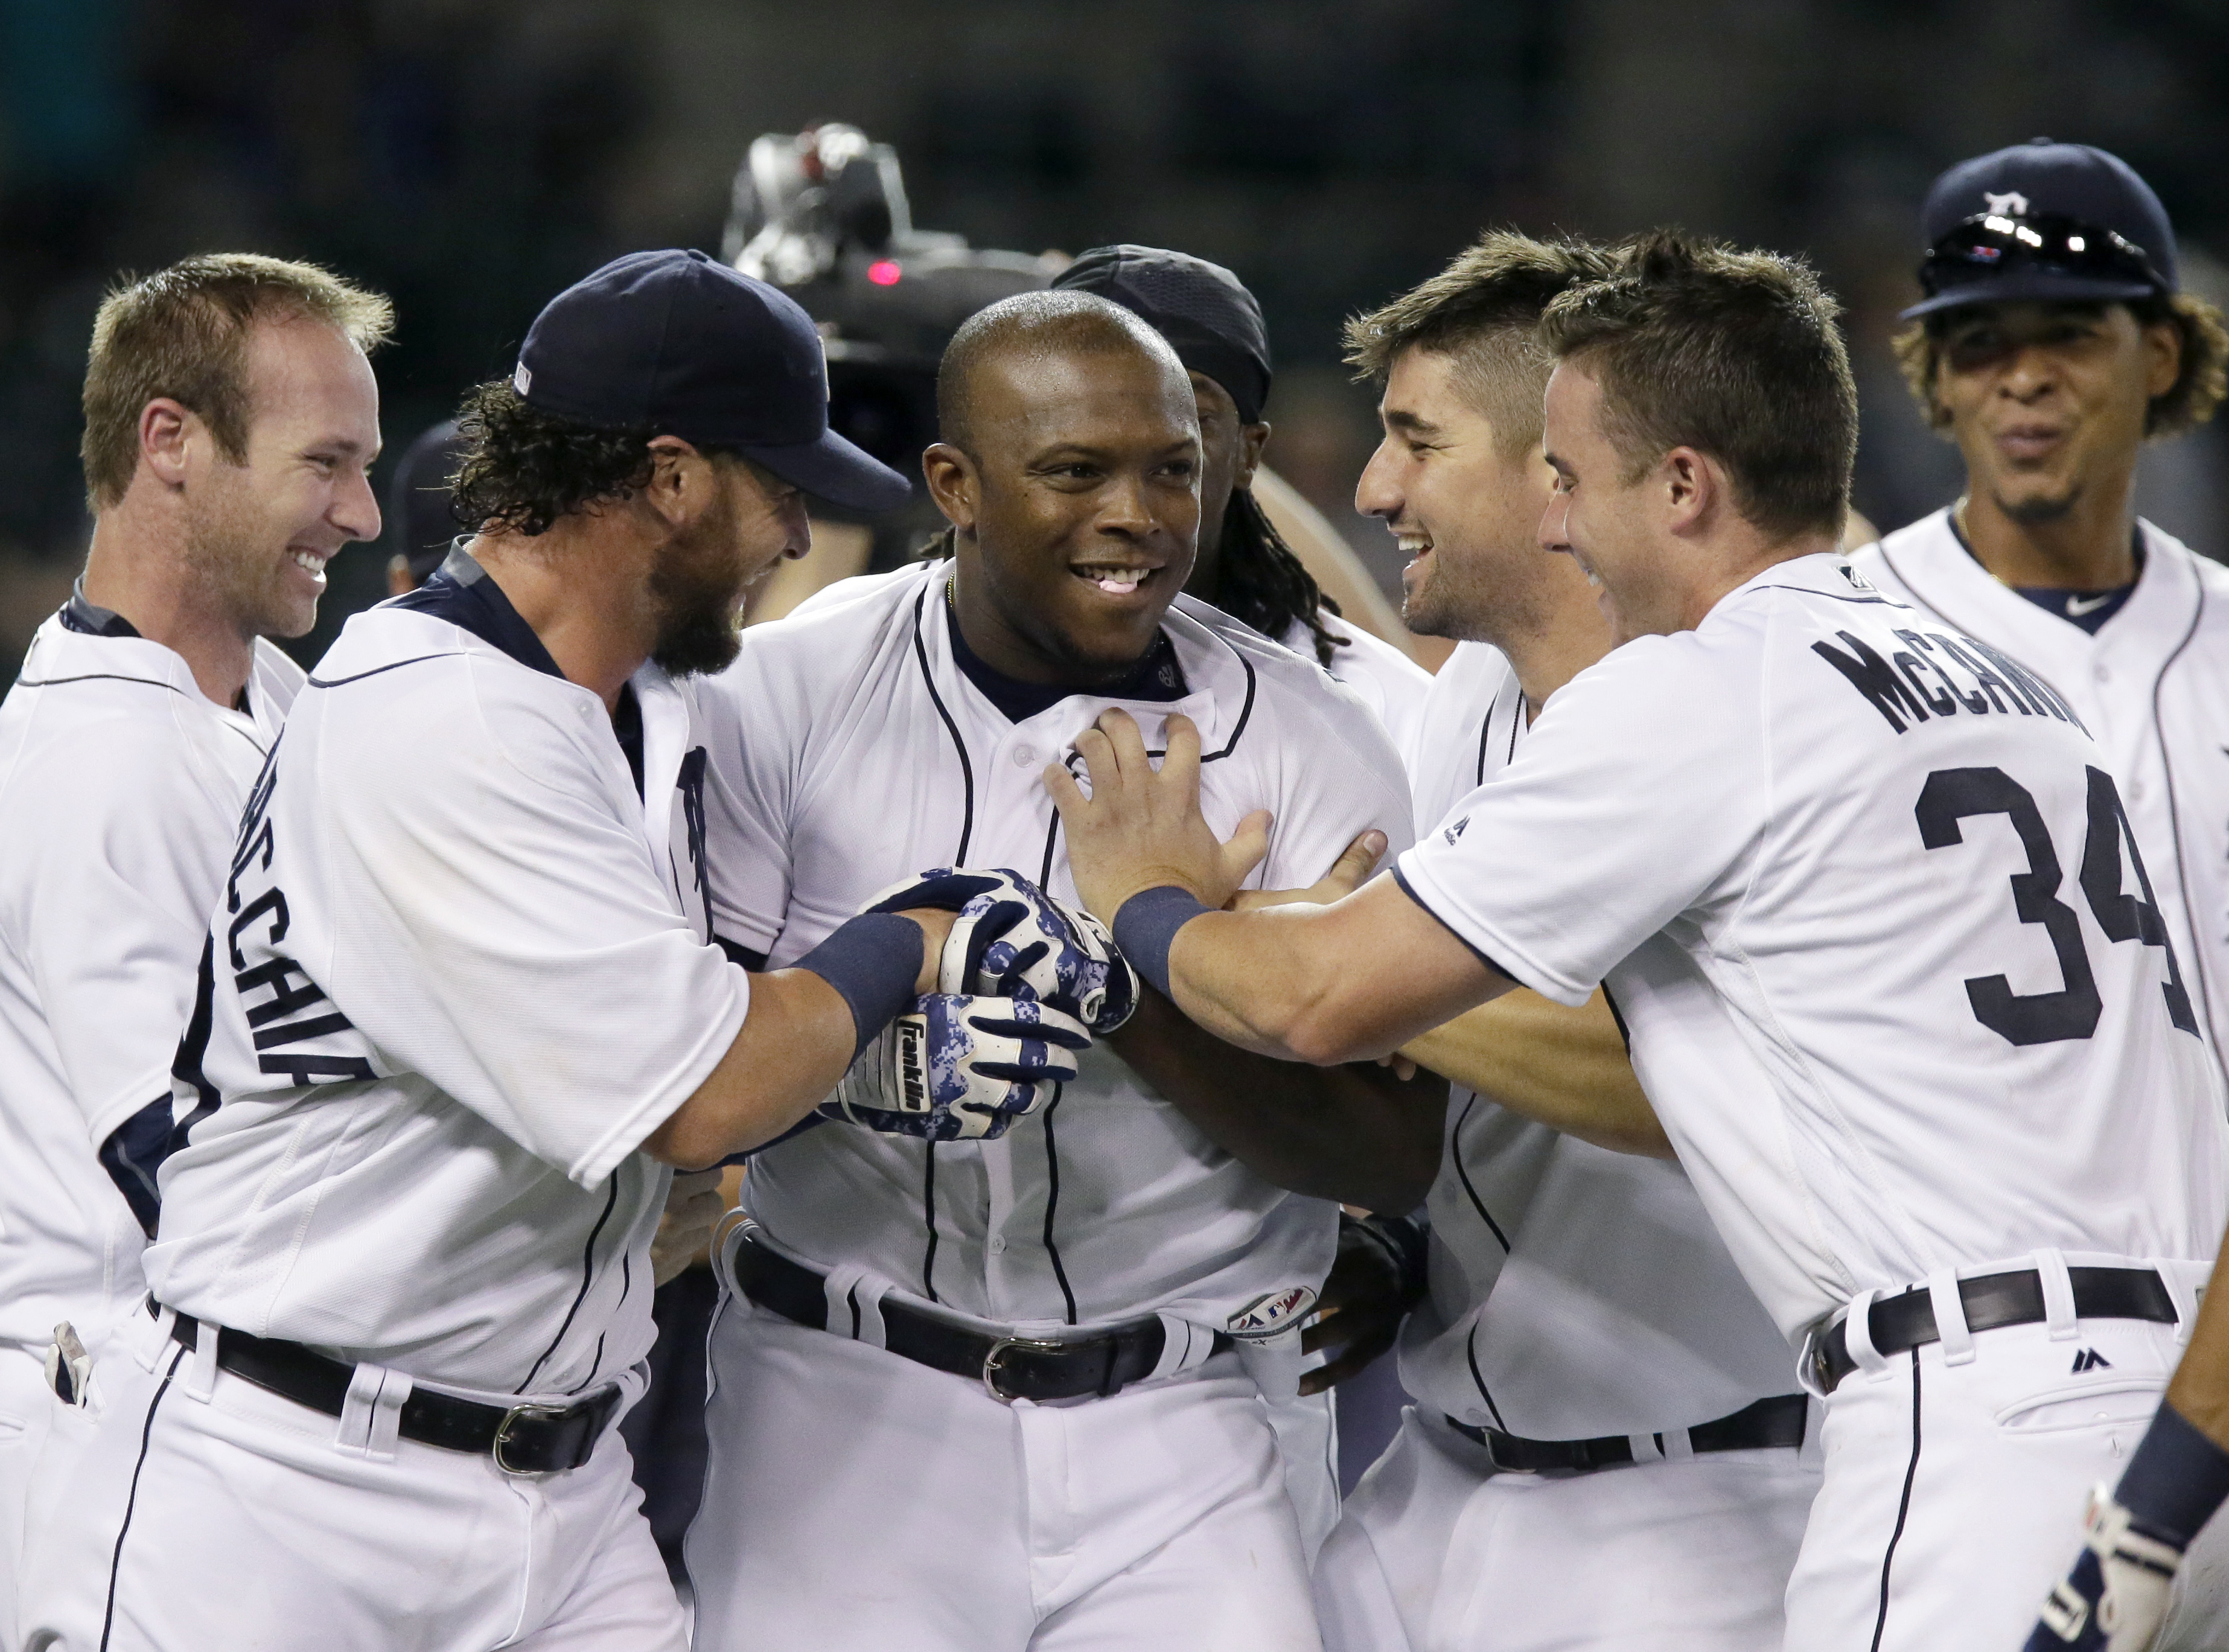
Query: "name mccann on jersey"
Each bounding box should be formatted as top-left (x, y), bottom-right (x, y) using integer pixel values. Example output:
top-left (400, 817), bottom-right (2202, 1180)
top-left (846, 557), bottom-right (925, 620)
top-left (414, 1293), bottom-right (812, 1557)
top-left (1811, 625), bottom-right (2087, 736)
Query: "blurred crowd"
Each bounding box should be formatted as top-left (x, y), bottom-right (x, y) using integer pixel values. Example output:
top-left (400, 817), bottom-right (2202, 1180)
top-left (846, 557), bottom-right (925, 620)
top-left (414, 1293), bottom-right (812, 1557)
top-left (2, 0), bottom-right (2226, 678)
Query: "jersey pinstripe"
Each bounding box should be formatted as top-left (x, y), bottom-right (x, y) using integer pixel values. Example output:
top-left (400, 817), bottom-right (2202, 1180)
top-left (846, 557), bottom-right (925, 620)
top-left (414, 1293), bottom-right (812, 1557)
top-left (693, 560), bottom-right (1415, 1336)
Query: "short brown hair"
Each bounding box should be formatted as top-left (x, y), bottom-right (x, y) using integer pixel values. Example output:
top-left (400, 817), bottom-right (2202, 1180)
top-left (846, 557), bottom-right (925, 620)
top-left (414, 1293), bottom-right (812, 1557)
top-left (1344, 231), bottom-right (1621, 456)
top-left (1891, 291), bottom-right (2229, 439)
top-left (81, 254), bottom-right (394, 511)
top-left (1539, 231), bottom-right (1858, 542)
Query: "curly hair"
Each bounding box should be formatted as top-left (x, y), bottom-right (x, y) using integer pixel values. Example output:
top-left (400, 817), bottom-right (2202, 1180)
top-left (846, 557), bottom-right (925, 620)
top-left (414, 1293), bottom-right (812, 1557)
top-left (1214, 488), bottom-right (1342, 668)
top-left (1892, 290), bottom-right (2229, 439)
top-left (450, 380), bottom-right (665, 537)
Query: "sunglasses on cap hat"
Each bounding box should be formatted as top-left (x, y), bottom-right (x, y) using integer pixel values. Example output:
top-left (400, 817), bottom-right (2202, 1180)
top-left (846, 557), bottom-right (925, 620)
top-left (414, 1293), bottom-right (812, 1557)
top-left (1908, 211), bottom-right (2167, 319)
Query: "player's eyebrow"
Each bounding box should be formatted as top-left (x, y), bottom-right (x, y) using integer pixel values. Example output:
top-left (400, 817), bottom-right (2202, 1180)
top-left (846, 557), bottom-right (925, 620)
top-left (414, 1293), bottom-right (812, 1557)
top-left (1382, 407), bottom-right (1442, 438)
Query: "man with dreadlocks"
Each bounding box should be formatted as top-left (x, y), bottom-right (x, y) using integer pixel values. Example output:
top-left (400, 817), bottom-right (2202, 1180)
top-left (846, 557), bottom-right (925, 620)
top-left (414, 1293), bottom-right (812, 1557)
top-left (1053, 246), bottom-right (1432, 751)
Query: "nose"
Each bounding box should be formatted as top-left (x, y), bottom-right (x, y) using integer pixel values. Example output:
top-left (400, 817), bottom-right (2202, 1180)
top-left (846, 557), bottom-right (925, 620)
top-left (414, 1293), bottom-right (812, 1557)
top-left (1097, 472), bottom-right (1156, 540)
top-left (333, 464), bottom-right (381, 544)
top-left (1354, 436), bottom-right (1401, 519)
top-left (1537, 485), bottom-right (1571, 553)
top-left (2000, 343), bottom-right (2062, 402)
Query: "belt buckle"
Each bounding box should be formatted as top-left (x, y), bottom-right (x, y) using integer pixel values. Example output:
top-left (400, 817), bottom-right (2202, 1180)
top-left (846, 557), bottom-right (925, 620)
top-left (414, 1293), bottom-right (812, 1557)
top-left (492, 1401), bottom-right (572, 1475)
top-left (981, 1336), bottom-right (1067, 1403)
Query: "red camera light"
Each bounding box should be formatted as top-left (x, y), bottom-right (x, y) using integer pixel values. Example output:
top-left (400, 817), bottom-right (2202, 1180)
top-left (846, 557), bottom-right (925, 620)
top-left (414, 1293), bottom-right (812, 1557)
top-left (867, 260), bottom-right (902, 287)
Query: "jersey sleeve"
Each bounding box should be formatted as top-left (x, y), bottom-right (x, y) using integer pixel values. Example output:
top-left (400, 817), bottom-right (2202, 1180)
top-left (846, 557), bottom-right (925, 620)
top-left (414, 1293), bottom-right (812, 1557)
top-left (16, 719), bottom-right (235, 1145)
top-left (1394, 636), bottom-right (1764, 1006)
top-left (1257, 677), bottom-right (1419, 893)
top-left (323, 666), bottom-right (748, 1184)
top-left (688, 642), bottom-right (800, 956)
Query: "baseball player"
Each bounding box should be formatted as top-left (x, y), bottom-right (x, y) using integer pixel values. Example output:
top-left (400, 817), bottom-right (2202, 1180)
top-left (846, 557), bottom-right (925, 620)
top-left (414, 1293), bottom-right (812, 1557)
top-left (13, 250), bottom-right (1060, 1652)
top-left (1292, 230), bottom-right (1819, 1652)
top-left (0, 254), bottom-right (390, 1633)
top-left (1840, 139), bottom-right (2229, 1652)
top-left (1850, 139), bottom-right (2229, 1095)
top-left (681, 288), bottom-right (1431, 1651)
top-left (1050, 232), bottom-right (2229, 1649)
top-left (1049, 245), bottom-right (1432, 749)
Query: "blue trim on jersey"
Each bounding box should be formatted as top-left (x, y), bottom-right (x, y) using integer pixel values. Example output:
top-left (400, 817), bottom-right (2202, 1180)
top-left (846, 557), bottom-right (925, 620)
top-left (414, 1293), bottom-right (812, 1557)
top-left (60, 580), bottom-right (141, 638)
top-left (1388, 864), bottom-right (1516, 982)
top-left (389, 547), bottom-right (564, 679)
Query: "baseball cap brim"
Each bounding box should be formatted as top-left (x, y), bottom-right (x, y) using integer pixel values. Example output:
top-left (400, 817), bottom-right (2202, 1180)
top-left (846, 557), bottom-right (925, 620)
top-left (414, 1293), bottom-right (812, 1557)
top-left (1899, 268), bottom-right (2159, 321)
top-left (739, 426), bottom-right (914, 512)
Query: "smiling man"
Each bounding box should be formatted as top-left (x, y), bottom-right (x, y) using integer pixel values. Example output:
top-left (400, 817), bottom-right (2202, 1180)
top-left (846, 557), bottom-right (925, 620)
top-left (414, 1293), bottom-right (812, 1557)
top-left (1050, 233), bottom-right (2229, 1650)
top-left (1851, 140), bottom-right (2229, 1090)
top-left (13, 250), bottom-right (989, 1652)
top-left (680, 289), bottom-right (1433, 1651)
top-left (0, 254), bottom-right (389, 1635)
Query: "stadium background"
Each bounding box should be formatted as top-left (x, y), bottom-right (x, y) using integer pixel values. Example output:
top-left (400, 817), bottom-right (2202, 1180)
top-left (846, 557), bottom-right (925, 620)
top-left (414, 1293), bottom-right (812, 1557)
top-left (2, 0), bottom-right (2225, 687)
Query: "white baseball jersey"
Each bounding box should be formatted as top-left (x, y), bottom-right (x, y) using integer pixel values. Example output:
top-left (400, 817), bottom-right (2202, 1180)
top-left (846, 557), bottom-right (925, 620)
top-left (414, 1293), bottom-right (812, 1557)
top-left (1280, 610), bottom-right (1432, 757)
top-left (144, 551), bottom-right (746, 1395)
top-left (1397, 552), bottom-right (2229, 1340)
top-left (1852, 511), bottom-right (2229, 1085)
top-left (693, 559), bottom-right (1415, 1335)
top-left (1396, 642), bottom-right (1796, 1436)
top-left (0, 603), bottom-right (299, 1360)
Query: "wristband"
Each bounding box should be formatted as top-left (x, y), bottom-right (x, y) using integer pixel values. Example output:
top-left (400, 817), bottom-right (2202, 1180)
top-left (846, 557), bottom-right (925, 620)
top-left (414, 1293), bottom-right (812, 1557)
top-left (794, 913), bottom-right (924, 1061)
top-left (2115, 1400), bottom-right (2229, 1548)
top-left (1111, 886), bottom-right (1211, 1000)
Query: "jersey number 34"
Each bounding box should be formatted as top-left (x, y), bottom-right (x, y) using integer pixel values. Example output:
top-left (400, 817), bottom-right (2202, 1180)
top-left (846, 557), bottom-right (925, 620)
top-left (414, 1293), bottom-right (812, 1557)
top-left (1917, 764), bottom-right (2199, 1047)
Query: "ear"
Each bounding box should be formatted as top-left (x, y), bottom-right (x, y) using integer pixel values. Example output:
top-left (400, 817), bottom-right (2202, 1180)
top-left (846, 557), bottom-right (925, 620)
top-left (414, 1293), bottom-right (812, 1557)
top-left (139, 398), bottom-right (194, 490)
top-left (2142, 313), bottom-right (2183, 402)
top-left (921, 442), bottom-right (980, 534)
top-left (1234, 421), bottom-right (1271, 492)
top-left (641, 435), bottom-right (712, 530)
top-left (1658, 445), bottom-right (1716, 536)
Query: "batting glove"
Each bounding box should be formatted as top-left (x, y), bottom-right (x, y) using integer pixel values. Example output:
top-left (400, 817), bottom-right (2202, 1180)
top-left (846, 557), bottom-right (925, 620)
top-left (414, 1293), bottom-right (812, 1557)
top-left (864, 868), bottom-right (1140, 1035)
top-left (2026, 1485), bottom-right (2183, 1652)
top-left (818, 993), bottom-right (1091, 1142)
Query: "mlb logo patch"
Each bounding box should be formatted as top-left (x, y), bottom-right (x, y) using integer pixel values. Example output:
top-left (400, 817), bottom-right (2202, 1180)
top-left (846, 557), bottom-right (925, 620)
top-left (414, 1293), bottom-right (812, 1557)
top-left (1227, 1286), bottom-right (1318, 1339)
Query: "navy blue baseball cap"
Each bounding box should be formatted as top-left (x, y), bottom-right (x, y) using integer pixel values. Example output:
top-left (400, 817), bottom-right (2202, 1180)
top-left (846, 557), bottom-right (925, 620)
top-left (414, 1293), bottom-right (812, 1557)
top-left (1903, 138), bottom-right (2177, 320)
top-left (514, 249), bottom-right (913, 511)
top-left (1053, 245), bottom-right (1272, 423)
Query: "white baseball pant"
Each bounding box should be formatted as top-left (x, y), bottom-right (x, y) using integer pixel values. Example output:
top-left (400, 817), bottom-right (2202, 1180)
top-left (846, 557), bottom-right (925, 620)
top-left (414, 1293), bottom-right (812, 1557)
top-left (0, 1345), bottom-right (53, 1647)
top-left (1785, 1284), bottom-right (2188, 1649)
top-left (1312, 1406), bottom-right (1817, 1651)
top-left (15, 1306), bottom-right (683, 1652)
top-left (684, 1292), bottom-right (1324, 1651)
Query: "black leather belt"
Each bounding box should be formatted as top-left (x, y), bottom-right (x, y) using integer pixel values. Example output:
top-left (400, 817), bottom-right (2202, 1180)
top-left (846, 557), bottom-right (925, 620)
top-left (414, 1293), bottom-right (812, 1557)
top-left (156, 1303), bottom-right (619, 1474)
top-left (1812, 1266), bottom-right (2178, 1394)
top-left (1447, 1392), bottom-right (1808, 1475)
top-left (732, 1232), bottom-right (1233, 1403)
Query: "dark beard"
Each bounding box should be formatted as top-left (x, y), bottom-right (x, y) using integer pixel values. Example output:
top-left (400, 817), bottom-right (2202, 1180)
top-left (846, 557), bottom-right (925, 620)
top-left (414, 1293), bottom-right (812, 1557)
top-left (648, 503), bottom-right (746, 678)
top-left (1995, 481), bottom-right (2081, 526)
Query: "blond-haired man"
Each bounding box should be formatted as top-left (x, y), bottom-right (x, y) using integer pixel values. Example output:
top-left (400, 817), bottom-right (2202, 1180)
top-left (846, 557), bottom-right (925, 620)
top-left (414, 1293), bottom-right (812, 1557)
top-left (0, 254), bottom-right (391, 1625)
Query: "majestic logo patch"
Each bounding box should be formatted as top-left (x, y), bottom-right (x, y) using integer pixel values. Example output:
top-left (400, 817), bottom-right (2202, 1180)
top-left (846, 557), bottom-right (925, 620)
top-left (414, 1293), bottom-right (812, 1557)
top-left (2070, 1347), bottom-right (2113, 1374)
top-left (1983, 190), bottom-right (2030, 217)
top-left (1838, 563), bottom-right (1878, 592)
top-left (1228, 1286), bottom-right (1318, 1339)
top-left (1443, 815), bottom-right (1470, 846)
top-left (512, 362), bottom-right (532, 395)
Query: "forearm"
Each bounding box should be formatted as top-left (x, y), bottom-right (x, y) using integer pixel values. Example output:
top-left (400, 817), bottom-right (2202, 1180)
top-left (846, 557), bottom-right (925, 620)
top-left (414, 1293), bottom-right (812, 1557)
top-left (1400, 989), bottom-right (1671, 1158)
top-left (1154, 891), bottom-right (1508, 1068)
top-left (641, 968), bottom-right (858, 1167)
top-left (1108, 986), bottom-right (1446, 1211)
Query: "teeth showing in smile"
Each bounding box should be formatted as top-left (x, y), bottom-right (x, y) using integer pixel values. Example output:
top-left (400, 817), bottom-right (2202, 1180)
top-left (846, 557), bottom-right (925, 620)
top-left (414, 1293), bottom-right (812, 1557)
top-left (290, 549), bottom-right (330, 581)
top-left (1395, 536), bottom-right (1432, 557)
top-left (1079, 567), bottom-right (1148, 595)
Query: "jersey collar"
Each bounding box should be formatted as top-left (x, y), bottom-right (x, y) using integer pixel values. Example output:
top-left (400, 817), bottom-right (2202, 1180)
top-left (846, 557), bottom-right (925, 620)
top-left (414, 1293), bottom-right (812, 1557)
top-left (387, 545), bottom-right (565, 680)
top-left (59, 579), bottom-right (142, 639)
top-left (1877, 507), bottom-right (2201, 679)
